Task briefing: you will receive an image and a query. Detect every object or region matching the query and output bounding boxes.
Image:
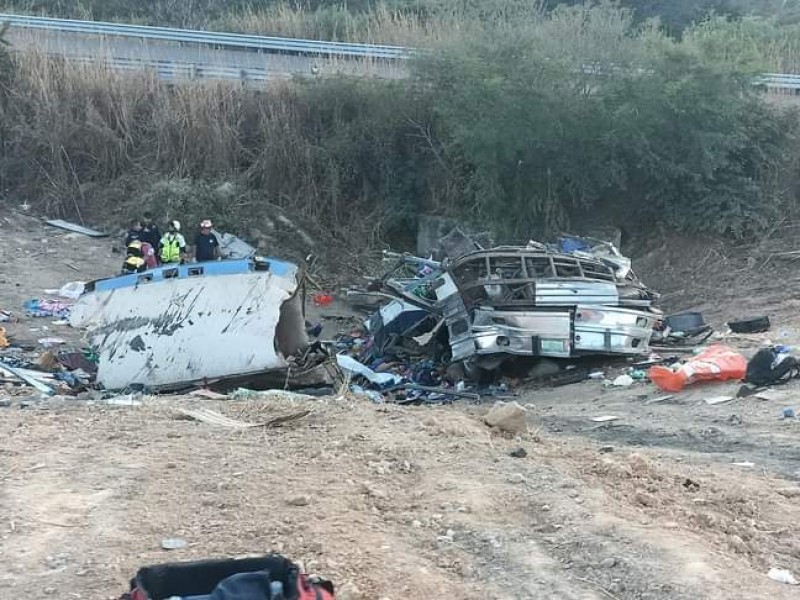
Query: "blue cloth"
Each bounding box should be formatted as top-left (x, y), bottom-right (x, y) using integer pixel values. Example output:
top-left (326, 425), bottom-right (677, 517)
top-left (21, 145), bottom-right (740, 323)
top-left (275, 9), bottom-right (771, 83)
top-left (558, 237), bottom-right (592, 253)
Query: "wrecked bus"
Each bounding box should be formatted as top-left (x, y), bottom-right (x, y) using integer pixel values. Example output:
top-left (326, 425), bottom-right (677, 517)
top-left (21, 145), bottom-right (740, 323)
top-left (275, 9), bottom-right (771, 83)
top-left (437, 248), bottom-right (659, 361)
top-left (69, 257), bottom-right (307, 390)
top-left (367, 244), bottom-right (660, 366)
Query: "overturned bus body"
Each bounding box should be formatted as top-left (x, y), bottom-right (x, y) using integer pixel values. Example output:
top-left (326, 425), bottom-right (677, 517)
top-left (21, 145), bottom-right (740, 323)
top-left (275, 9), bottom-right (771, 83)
top-left (366, 244), bottom-right (660, 365)
top-left (70, 257), bottom-right (307, 390)
top-left (435, 248), bottom-right (659, 362)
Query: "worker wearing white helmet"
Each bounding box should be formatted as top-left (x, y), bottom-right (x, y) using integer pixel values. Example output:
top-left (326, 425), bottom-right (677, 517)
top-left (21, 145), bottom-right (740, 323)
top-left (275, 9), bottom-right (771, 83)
top-left (194, 218), bottom-right (220, 262)
top-left (160, 220), bottom-right (187, 264)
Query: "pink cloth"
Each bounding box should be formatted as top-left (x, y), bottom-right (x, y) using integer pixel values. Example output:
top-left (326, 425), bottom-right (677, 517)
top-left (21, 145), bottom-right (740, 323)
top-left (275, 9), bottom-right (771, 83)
top-left (141, 242), bottom-right (158, 269)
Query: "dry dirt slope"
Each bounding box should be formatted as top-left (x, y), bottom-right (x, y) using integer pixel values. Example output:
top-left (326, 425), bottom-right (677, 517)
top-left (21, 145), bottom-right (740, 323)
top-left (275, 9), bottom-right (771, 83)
top-left (1, 396), bottom-right (799, 600)
top-left (0, 211), bottom-right (799, 598)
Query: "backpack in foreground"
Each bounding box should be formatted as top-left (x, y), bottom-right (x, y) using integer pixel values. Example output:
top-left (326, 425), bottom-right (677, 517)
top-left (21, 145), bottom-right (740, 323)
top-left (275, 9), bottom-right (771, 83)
top-left (121, 554), bottom-right (334, 600)
top-left (745, 346), bottom-right (800, 387)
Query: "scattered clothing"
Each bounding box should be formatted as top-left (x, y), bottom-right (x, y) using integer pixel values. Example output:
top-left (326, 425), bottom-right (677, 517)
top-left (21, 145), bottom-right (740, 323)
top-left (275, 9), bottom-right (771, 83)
top-left (23, 298), bottom-right (73, 318)
top-left (746, 346), bottom-right (800, 386)
top-left (57, 351), bottom-right (98, 374)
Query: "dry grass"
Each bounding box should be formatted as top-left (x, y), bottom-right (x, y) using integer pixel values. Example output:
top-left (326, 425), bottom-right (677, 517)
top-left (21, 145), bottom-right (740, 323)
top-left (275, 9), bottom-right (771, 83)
top-left (214, 3), bottom-right (476, 46)
top-left (2, 49), bottom-right (423, 241)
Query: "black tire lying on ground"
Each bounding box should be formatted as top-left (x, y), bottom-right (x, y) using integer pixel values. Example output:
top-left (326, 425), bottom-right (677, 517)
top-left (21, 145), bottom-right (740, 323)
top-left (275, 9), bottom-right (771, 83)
top-left (665, 311), bottom-right (705, 333)
top-left (728, 316), bottom-right (771, 334)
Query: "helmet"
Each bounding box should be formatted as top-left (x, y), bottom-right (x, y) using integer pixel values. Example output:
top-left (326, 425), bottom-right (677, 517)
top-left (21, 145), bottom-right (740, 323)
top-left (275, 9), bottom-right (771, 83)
top-left (200, 219), bottom-right (213, 229)
top-left (170, 220), bottom-right (181, 232)
top-left (126, 240), bottom-right (143, 257)
top-left (123, 256), bottom-right (146, 274)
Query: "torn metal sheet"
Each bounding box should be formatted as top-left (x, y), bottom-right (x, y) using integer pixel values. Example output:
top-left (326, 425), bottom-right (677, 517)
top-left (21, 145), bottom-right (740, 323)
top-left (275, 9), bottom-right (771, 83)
top-left (534, 281), bottom-right (619, 306)
top-left (470, 307), bottom-right (573, 358)
top-left (367, 299), bottom-right (438, 354)
top-left (70, 257), bottom-right (308, 391)
top-left (0, 361), bottom-right (55, 395)
top-left (45, 219), bottom-right (109, 237)
top-left (214, 231), bottom-right (257, 260)
top-left (573, 305), bottom-right (657, 354)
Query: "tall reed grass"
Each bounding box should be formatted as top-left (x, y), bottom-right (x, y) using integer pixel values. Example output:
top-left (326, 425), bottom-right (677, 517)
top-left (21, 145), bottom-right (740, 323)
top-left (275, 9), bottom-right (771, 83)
top-left (0, 50), bottom-right (442, 247)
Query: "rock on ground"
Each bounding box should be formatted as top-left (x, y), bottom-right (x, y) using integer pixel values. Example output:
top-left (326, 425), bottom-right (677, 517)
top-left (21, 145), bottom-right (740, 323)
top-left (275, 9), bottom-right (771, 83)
top-left (483, 401), bottom-right (528, 434)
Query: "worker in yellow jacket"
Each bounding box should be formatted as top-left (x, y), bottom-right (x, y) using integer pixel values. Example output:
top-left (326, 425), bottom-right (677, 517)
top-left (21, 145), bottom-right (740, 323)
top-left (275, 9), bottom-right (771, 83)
top-left (160, 220), bottom-right (187, 264)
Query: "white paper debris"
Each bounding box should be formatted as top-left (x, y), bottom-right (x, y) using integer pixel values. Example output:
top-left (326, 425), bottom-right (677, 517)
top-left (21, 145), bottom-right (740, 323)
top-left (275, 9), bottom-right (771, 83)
top-left (704, 396), bottom-right (734, 405)
top-left (591, 415), bottom-right (620, 423)
top-left (768, 568), bottom-right (798, 585)
top-left (612, 375), bottom-right (633, 387)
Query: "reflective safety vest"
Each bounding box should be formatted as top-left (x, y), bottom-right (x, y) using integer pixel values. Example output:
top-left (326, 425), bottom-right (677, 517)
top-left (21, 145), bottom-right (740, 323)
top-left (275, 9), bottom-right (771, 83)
top-left (123, 255), bottom-right (146, 274)
top-left (160, 234), bottom-right (183, 263)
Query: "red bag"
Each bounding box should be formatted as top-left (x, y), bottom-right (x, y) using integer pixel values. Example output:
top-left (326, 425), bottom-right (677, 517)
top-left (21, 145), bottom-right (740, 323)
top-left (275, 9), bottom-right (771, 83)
top-left (649, 345), bottom-right (747, 392)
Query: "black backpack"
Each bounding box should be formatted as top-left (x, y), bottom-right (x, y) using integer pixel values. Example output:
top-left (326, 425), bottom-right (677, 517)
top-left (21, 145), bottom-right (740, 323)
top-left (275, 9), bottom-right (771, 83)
top-left (122, 555), bottom-right (334, 600)
top-left (745, 347), bottom-right (800, 386)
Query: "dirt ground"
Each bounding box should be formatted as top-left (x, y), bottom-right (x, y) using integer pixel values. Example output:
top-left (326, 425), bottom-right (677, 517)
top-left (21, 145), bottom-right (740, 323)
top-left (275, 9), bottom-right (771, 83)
top-left (1, 211), bottom-right (800, 599)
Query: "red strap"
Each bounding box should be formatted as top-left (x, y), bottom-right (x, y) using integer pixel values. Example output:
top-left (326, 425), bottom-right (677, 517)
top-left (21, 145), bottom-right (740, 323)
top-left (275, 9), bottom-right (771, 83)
top-left (126, 588), bottom-right (148, 600)
top-left (298, 574), bottom-right (334, 600)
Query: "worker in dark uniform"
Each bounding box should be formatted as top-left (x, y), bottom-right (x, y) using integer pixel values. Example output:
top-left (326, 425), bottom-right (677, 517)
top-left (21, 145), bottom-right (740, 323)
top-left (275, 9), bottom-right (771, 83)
top-left (125, 220), bottom-right (144, 245)
top-left (141, 212), bottom-right (162, 264)
top-left (194, 219), bottom-right (220, 262)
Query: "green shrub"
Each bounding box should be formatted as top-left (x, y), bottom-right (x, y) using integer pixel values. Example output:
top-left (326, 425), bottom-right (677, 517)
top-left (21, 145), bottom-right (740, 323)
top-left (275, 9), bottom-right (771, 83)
top-left (414, 4), bottom-right (798, 238)
top-left (0, 3), bottom-right (796, 247)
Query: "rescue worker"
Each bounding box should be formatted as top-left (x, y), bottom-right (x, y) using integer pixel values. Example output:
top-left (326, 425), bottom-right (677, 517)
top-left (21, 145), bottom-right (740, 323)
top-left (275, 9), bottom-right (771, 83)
top-left (122, 255), bottom-right (146, 274)
top-left (128, 239), bottom-right (157, 269)
top-left (127, 240), bottom-right (144, 258)
top-left (194, 219), bottom-right (220, 262)
top-left (141, 212), bottom-right (161, 263)
top-left (122, 244), bottom-right (147, 275)
top-left (122, 240), bottom-right (150, 275)
top-left (125, 219), bottom-right (144, 245)
top-left (160, 220), bottom-right (187, 264)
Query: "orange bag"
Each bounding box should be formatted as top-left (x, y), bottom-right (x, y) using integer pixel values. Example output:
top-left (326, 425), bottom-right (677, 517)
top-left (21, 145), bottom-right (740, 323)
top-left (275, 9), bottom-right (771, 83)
top-left (649, 345), bottom-right (747, 392)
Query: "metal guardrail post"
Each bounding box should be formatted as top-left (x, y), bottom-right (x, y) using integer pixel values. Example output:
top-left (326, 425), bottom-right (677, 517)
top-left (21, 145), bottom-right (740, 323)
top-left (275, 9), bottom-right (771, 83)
top-left (0, 12), bottom-right (411, 60)
top-left (4, 14), bottom-right (800, 90)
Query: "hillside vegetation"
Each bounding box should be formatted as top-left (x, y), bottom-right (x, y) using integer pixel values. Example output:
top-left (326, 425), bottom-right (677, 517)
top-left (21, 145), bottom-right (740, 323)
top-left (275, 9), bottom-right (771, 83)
top-left (0, 3), bottom-right (798, 254)
top-left (5, 1), bottom-right (800, 70)
top-left (2, 0), bottom-right (800, 39)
